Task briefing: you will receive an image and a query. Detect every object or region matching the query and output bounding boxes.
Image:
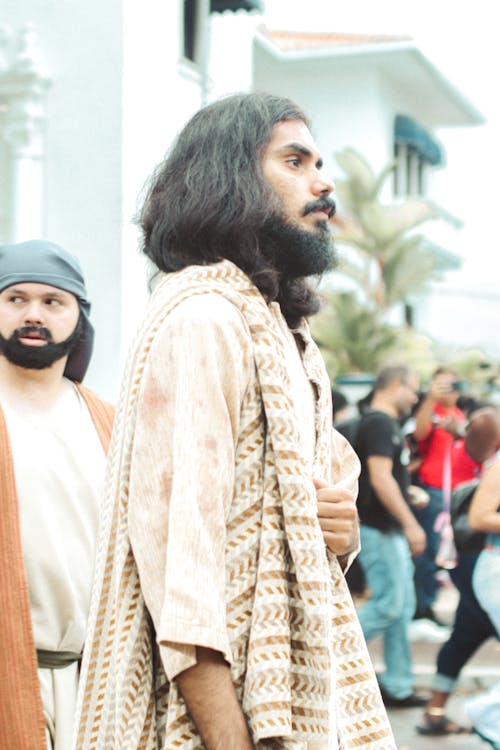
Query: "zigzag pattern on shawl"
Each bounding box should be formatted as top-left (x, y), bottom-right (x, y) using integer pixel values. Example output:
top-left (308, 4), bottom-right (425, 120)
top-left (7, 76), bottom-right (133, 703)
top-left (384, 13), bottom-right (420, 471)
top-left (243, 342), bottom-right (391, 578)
top-left (300, 332), bottom-right (396, 749)
top-left (74, 260), bottom-right (396, 750)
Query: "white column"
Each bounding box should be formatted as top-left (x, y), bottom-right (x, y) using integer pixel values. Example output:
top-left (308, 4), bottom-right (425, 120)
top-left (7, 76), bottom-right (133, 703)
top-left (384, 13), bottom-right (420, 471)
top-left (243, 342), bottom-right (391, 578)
top-left (3, 115), bottom-right (44, 240)
top-left (0, 25), bottom-right (51, 241)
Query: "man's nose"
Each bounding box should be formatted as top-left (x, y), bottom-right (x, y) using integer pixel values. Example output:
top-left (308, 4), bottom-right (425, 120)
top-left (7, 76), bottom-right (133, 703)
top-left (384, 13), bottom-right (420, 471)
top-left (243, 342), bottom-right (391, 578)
top-left (24, 301), bottom-right (45, 325)
top-left (313, 171), bottom-right (335, 197)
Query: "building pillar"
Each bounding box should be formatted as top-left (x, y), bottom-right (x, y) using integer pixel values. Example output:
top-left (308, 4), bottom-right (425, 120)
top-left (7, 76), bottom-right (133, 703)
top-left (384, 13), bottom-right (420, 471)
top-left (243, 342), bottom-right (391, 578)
top-left (0, 24), bottom-right (51, 241)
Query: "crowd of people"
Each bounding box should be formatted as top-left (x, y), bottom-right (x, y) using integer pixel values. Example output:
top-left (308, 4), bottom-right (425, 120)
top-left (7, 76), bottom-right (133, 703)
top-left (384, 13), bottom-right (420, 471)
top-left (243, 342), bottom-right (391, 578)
top-left (0, 90), bottom-right (498, 750)
top-left (334, 367), bottom-right (500, 747)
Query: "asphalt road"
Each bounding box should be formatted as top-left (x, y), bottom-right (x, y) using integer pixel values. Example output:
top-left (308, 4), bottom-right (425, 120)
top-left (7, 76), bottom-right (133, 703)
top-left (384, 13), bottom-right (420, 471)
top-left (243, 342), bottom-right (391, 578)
top-left (362, 576), bottom-right (500, 749)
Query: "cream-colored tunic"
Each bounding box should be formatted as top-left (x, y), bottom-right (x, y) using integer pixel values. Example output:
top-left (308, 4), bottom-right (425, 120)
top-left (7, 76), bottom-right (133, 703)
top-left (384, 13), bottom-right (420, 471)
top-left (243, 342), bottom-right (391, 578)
top-left (129, 294), bottom-right (356, 749)
top-left (2, 383), bottom-right (106, 750)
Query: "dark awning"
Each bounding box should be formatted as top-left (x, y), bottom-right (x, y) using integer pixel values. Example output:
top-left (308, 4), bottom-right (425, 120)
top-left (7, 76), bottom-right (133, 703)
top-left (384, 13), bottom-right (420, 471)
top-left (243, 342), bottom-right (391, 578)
top-left (210, 0), bottom-right (264, 12)
top-left (395, 114), bottom-right (445, 166)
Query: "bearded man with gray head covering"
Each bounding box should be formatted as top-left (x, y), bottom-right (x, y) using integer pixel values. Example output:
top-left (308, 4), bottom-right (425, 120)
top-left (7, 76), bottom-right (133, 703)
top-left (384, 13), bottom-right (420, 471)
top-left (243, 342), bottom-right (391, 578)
top-left (0, 240), bottom-right (114, 750)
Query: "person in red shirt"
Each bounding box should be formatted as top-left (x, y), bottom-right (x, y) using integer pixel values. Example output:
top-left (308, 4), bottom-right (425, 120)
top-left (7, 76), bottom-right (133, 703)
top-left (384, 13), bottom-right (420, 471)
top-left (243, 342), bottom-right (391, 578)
top-left (412, 367), bottom-right (481, 625)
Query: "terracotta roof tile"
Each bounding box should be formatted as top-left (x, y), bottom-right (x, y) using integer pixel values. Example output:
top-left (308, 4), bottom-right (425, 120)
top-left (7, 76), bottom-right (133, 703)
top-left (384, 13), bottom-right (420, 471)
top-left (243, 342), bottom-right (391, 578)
top-left (258, 26), bottom-right (412, 52)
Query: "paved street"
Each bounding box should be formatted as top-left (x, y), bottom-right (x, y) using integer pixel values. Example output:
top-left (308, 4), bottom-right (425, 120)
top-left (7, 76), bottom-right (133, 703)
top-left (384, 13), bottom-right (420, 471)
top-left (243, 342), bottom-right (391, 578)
top-left (385, 685), bottom-right (495, 750)
top-left (361, 578), bottom-right (500, 749)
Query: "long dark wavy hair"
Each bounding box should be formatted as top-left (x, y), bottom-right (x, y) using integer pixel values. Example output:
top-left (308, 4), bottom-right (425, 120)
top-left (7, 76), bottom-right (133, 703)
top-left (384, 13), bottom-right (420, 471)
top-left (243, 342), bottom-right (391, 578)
top-left (138, 92), bottom-right (324, 325)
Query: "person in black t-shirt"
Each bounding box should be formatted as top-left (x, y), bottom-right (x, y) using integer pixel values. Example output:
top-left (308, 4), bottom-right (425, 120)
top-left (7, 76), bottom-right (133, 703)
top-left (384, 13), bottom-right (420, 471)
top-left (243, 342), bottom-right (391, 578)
top-left (357, 410), bottom-right (411, 532)
top-left (356, 364), bottom-right (427, 708)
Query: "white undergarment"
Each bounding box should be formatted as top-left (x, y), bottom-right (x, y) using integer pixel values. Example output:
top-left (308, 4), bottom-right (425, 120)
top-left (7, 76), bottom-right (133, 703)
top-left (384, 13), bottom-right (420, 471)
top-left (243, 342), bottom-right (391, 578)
top-left (2, 381), bottom-right (106, 750)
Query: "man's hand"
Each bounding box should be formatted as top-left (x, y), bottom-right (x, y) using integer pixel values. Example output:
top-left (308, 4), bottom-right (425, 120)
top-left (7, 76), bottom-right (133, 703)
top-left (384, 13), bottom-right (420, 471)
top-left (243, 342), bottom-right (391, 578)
top-left (402, 519), bottom-right (426, 557)
top-left (438, 414), bottom-right (464, 438)
top-left (313, 478), bottom-right (359, 556)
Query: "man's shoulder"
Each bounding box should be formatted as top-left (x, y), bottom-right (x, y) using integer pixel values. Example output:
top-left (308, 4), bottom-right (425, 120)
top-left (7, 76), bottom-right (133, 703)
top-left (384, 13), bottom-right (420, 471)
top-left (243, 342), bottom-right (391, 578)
top-left (164, 292), bottom-right (249, 330)
top-left (145, 291), bottom-right (255, 382)
top-left (359, 408), bottom-right (396, 431)
top-left (336, 409), bottom-right (395, 443)
top-left (151, 292), bottom-right (253, 358)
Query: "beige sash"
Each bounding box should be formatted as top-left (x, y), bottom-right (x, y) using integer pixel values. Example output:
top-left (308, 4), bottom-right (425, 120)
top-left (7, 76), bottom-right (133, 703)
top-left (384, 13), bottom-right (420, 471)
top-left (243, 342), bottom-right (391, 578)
top-left (74, 261), bottom-right (396, 749)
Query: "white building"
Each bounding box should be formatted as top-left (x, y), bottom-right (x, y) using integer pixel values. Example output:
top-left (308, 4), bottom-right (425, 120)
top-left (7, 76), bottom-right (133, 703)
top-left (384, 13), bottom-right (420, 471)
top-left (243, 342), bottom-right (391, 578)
top-left (249, 28), bottom-right (492, 349)
top-left (0, 1), bottom-right (493, 399)
top-left (0, 1), bottom-right (244, 399)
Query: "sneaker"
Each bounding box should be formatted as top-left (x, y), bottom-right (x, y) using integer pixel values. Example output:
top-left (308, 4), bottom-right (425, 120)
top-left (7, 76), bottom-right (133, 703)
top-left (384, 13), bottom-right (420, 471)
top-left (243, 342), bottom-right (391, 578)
top-left (379, 688), bottom-right (428, 708)
top-left (408, 618), bottom-right (451, 643)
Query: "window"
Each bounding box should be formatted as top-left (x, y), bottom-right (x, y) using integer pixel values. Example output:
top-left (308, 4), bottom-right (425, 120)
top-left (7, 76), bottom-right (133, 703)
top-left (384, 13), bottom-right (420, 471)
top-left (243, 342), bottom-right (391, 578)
top-left (393, 142), bottom-right (426, 197)
top-left (393, 114), bottom-right (444, 198)
top-left (210, 0), bottom-right (264, 10)
top-left (183, 0), bottom-right (202, 64)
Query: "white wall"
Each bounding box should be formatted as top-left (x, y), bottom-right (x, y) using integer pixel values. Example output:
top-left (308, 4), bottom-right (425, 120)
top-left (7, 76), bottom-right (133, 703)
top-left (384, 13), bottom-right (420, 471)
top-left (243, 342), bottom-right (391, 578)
top-left (209, 10), bottom-right (262, 100)
top-left (416, 285), bottom-right (500, 360)
top-left (119, 0), bottom-right (205, 382)
top-left (252, 43), bottom-right (494, 347)
top-left (2, 0), bottom-right (124, 399)
top-left (254, 49), bottom-right (382, 179)
top-left (1, 0), bottom-right (206, 401)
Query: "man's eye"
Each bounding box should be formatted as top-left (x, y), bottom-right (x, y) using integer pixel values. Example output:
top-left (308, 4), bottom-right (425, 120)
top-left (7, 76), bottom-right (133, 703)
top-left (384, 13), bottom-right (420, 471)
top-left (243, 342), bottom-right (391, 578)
top-left (45, 298), bottom-right (61, 306)
top-left (8, 296), bottom-right (23, 303)
top-left (287, 156), bottom-right (301, 168)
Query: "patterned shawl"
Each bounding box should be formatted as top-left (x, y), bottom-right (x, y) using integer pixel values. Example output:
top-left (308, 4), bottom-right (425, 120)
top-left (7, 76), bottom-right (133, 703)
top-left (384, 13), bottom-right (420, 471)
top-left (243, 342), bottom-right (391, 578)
top-left (0, 386), bottom-right (114, 750)
top-left (74, 261), bottom-right (396, 750)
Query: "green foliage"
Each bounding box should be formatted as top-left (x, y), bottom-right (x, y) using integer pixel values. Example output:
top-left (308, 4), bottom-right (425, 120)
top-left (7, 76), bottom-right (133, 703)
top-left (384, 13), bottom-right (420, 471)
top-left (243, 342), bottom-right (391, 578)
top-left (315, 147), bottom-right (461, 377)
top-left (311, 290), bottom-right (397, 377)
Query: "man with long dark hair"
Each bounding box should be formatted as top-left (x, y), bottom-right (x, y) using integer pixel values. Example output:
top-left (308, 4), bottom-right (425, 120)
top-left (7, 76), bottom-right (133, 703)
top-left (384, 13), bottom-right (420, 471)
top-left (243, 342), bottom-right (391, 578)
top-left (0, 240), bottom-right (114, 750)
top-left (75, 93), bottom-right (395, 750)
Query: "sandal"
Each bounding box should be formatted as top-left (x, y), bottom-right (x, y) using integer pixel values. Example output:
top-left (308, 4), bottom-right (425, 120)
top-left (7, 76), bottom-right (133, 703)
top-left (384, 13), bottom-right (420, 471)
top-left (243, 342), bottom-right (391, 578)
top-left (416, 708), bottom-right (470, 736)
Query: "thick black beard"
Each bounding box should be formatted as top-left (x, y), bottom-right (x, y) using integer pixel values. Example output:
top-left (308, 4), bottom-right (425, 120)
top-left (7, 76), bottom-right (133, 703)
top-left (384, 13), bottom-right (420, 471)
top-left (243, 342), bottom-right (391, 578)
top-left (259, 212), bottom-right (337, 279)
top-left (0, 314), bottom-right (83, 370)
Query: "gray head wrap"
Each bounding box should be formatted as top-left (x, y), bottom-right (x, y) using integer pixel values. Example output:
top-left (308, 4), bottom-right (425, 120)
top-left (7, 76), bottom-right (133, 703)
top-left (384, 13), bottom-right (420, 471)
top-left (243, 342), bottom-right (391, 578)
top-left (0, 239), bottom-right (94, 381)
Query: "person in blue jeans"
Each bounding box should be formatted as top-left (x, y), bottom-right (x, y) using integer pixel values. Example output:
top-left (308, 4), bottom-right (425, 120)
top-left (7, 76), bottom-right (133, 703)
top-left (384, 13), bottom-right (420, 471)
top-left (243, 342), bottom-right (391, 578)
top-left (355, 364), bottom-right (427, 707)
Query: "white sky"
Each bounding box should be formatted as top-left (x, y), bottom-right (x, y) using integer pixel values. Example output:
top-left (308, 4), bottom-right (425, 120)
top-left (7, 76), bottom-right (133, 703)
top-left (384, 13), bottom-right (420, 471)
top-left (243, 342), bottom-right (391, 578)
top-left (261, 0), bottom-right (500, 297)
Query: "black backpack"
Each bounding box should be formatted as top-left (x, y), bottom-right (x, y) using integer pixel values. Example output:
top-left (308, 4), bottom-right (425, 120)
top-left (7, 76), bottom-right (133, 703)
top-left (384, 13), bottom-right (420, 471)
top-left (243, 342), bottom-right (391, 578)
top-left (450, 479), bottom-right (486, 553)
top-left (335, 415), bottom-right (362, 448)
top-left (335, 410), bottom-right (379, 452)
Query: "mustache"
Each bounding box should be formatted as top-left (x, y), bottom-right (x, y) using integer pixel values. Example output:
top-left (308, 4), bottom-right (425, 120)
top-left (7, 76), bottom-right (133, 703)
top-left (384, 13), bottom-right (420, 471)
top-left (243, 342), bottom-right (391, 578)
top-left (14, 326), bottom-right (53, 343)
top-left (303, 197), bottom-right (336, 219)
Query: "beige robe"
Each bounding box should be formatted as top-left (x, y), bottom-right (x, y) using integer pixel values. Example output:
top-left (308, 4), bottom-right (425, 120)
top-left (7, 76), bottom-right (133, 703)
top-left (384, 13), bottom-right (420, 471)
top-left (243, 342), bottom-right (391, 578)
top-left (3, 383), bottom-right (107, 749)
top-left (129, 294), bottom-right (355, 748)
top-left (0, 385), bottom-right (114, 750)
top-left (75, 260), bottom-right (396, 750)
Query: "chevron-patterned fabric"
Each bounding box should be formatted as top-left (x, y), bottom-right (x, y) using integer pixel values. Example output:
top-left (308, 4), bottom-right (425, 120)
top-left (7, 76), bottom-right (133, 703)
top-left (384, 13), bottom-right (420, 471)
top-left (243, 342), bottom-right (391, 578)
top-left (74, 260), bottom-right (396, 749)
